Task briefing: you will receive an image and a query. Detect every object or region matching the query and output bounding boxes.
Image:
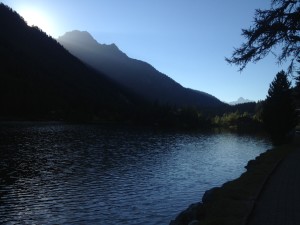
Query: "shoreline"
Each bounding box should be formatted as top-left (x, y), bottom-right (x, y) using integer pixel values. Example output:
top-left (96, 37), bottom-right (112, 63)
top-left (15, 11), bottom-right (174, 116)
top-left (170, 136), bottom-right (299, 225)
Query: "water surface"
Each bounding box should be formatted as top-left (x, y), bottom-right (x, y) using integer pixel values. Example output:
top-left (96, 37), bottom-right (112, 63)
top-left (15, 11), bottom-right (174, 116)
top-left (0, 123), bottom-right (271, 224)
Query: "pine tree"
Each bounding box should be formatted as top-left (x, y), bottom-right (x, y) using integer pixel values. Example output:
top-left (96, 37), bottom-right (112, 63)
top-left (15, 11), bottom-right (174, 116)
top-left (262, 71), bottom-right (297, 144)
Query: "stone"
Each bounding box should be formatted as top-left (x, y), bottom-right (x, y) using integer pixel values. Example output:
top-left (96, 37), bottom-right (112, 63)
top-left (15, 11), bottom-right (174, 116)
top-left (202, 187), bottom-right (219, 203)
top-left (169, 202), bottom-right (204, 225)
top-left (188, 220), bottom-right (200, 225)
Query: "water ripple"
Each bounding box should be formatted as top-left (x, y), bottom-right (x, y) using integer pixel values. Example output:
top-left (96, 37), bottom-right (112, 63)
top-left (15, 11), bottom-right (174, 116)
top-left (0, 123), bottom-right (271, 224)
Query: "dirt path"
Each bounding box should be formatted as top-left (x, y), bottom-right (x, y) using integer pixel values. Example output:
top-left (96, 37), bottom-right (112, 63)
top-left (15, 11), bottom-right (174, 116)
top-left (247, 137), bottom-right (300, 225)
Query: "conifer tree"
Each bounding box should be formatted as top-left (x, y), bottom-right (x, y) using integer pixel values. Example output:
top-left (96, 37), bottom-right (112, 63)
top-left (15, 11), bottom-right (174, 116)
top-left (295, 71), bottom-right (300, 109)
top-left (226, 0), bottom-right (300, 74)
top-left (262, 71), bottom-right (297, 144)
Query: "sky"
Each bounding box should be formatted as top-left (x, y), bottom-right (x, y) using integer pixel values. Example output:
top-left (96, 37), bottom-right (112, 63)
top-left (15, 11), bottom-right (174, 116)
top-left (1, 0), bottom-right (291, 103)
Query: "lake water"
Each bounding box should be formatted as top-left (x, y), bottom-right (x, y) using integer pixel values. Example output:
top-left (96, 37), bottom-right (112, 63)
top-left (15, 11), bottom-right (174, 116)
top-left (0, 122), bottom-right (271, 225)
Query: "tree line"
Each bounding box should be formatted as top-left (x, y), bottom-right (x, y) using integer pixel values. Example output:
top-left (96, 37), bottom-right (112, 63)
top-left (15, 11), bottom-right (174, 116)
top-left (227, 0), bottom-right (300, 144)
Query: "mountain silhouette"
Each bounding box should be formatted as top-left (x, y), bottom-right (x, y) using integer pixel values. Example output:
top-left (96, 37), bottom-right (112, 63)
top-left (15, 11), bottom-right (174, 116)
top-left (0, 4), bottom-right (140, 121)
top-left (229, 97), bottom-right (254, 105)
top-left (58, 30), bottom-right (224, 108)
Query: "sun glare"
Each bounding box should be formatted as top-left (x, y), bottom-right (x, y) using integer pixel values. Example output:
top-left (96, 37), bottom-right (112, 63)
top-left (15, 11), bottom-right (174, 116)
top-left (19, 7), bottom-right (55, 36)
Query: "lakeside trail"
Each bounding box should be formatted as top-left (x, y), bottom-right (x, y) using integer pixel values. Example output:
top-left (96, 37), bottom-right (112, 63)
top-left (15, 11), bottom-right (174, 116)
top-left (170, 134), bottom-right (300, 225)
top-left (247, 135), bottom-right (300, 225)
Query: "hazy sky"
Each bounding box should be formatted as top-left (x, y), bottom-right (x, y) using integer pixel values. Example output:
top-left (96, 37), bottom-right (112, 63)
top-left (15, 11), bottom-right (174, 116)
top-left (2, 0), bottom-right (290, 102)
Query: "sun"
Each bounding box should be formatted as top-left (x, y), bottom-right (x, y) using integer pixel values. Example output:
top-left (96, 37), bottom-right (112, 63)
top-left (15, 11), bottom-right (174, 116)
top-left (18, 7), bottom-right (55, 37)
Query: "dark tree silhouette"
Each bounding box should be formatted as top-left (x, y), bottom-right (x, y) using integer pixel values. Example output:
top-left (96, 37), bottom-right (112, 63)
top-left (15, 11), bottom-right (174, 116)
top-left (262, 71), bottom-right (297, 144)
top-left (295, 68), bottom-right (300, 107)
top-left (226, 0), bottom-right (300, 73)
top-left (297, 74), bottom-right (300, 92)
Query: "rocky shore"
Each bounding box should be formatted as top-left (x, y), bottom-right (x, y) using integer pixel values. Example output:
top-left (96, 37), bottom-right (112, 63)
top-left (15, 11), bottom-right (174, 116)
top-left (169, 140), bottom-right (297, 225)
top-left (169, 188), bottom-right (217, 225)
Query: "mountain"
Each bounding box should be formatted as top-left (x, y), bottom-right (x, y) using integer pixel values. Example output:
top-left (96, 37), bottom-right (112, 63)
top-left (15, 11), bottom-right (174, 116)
top-left (57, 30), bottom-right (224, 108)
top-left (0, 4), bottom-right (139, 121)
top-left (229, 97), bottom-right (254, 105)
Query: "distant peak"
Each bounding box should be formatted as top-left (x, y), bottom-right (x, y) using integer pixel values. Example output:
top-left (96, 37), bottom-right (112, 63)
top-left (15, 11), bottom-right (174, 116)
top-left (58, 30), bottom-right (121, 50)
top-left (229, 97), bottom-right (254, 105)
top-left (59, 30), bottom-right (92, 38)
top-left (57, 30), bottom-right (128, 59)
top-left (58, 30), bottom-right (99, 46)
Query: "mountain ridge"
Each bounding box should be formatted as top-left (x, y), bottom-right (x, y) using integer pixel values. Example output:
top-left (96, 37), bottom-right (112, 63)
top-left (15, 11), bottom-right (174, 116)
top-left (58, 30), bottom-right (225, 108)
top-left (229, 97), bottom-right (254, 105)
top-left (0, 4), bottom-right (141, 121)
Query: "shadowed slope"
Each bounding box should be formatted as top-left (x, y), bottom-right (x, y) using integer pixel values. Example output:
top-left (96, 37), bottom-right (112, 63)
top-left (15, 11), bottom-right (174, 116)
top-left (58, 30), bottom-right (225, 108)
top-left (0, 4), bottom-right (138, 121)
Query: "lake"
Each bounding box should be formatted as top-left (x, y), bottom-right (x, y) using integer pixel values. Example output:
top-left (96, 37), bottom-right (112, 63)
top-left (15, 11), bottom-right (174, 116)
top-left (0, 122), bottom-right (271, 225)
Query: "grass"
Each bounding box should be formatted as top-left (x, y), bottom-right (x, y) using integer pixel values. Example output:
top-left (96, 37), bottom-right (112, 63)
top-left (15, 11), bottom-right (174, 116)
top-left (197, 135), bottom-right (299, 225)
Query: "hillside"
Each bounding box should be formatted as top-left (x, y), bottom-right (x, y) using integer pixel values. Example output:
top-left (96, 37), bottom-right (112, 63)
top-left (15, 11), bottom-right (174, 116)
top-left (0, 4), bottom-right (139, 121)
top-left (58, 30), bottom-right (225, 108)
